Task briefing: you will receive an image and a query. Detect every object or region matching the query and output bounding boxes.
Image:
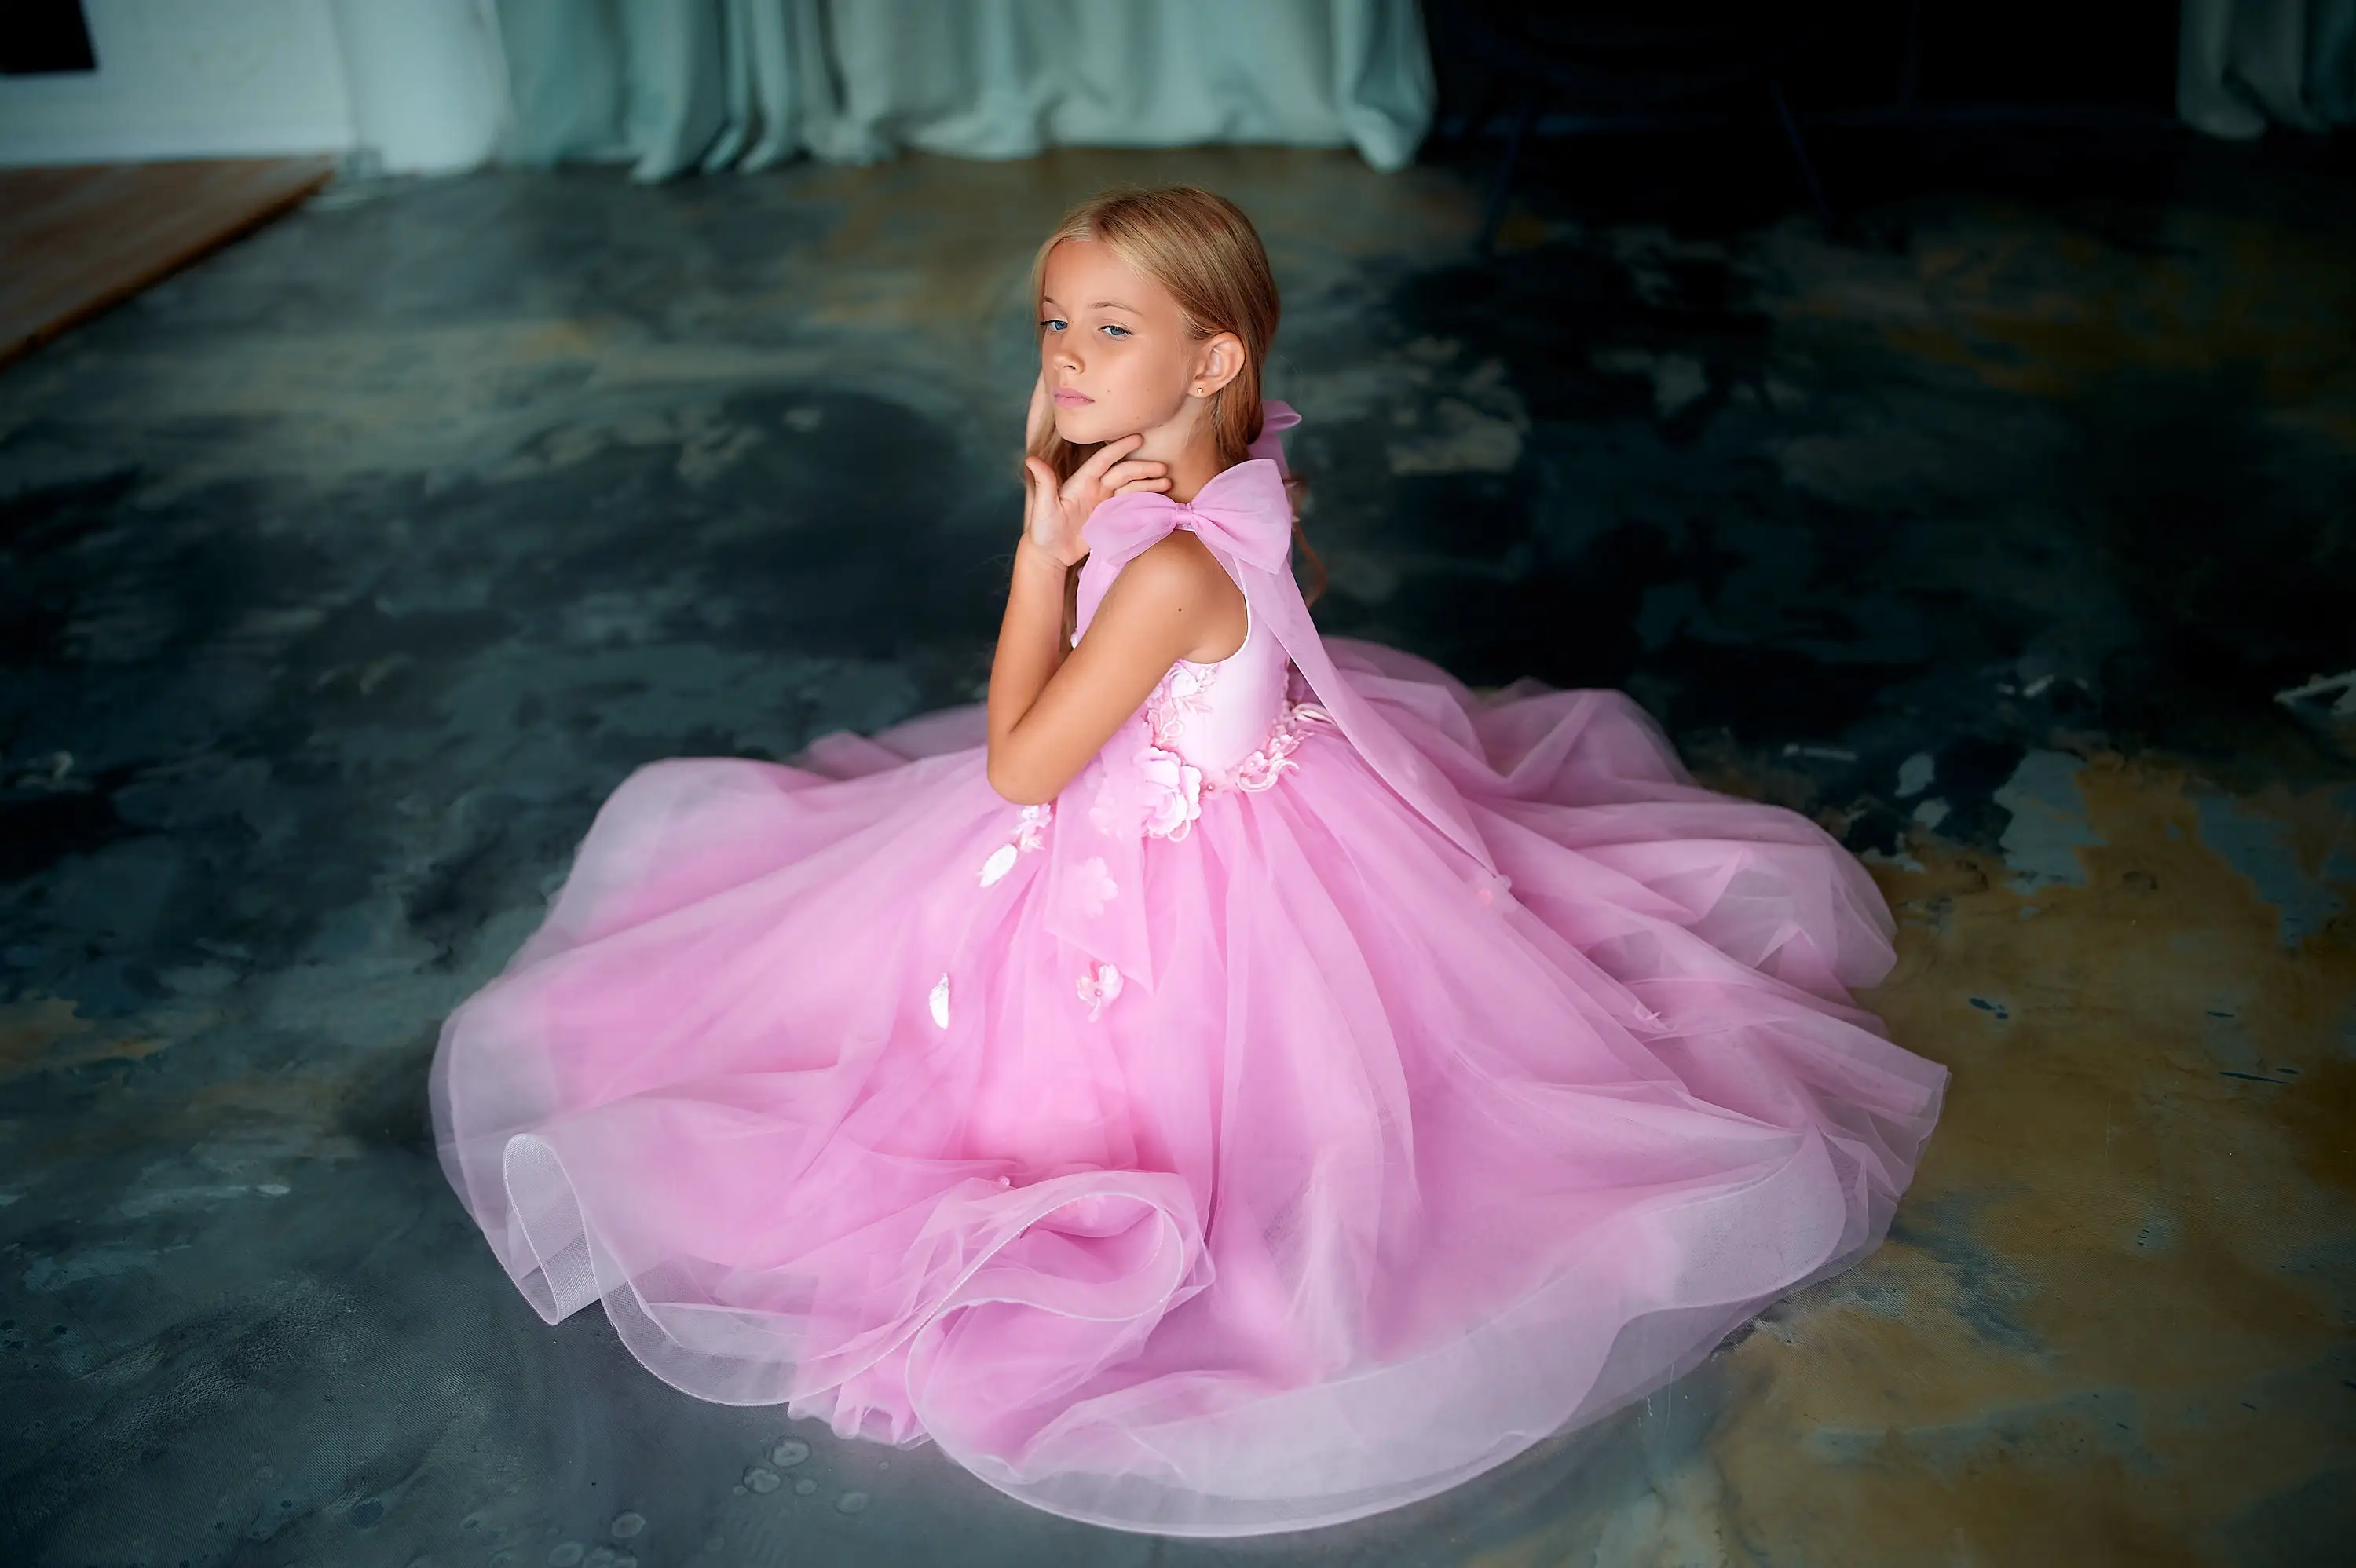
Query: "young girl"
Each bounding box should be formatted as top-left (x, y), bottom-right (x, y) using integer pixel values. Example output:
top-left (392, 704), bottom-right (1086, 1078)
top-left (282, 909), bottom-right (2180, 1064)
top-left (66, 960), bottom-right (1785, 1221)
top-left (430, 186), bottom-right (1948, 1538)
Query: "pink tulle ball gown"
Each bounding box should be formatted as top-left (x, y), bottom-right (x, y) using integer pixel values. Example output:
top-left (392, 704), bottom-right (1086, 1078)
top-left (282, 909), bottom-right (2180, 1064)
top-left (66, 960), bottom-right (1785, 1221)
top-left (428, 402), bottom-right (1948, 1537)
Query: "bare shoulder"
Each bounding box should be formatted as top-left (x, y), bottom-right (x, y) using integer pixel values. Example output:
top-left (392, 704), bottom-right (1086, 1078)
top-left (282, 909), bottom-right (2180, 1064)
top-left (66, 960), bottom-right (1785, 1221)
top-left (1111, 531), bottom-right (1243, 609)
top-left (1089, 530), bottom-right (1248, 663)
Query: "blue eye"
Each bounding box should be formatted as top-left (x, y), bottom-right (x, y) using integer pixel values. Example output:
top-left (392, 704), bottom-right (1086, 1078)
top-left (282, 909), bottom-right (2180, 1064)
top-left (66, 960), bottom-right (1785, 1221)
top-left (1041, 318), bottom-right (1066, 333)
top-left (1099, 324), bottom-right (1131, 338)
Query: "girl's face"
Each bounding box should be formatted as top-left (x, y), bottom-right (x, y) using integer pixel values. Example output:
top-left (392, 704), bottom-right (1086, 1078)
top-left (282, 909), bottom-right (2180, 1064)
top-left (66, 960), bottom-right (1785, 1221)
top-left (1037, 239), bottom-right (1235, 455)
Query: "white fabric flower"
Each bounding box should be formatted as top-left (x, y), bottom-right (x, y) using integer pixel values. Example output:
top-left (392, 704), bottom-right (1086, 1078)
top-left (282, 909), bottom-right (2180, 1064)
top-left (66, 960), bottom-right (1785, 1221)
top-left (1070, 856), bottom-right (1118, 918)
top-left (1133, 745), bottom-right (1203, 840)
top-left (1077, 963), bottom-right (1123, 1022)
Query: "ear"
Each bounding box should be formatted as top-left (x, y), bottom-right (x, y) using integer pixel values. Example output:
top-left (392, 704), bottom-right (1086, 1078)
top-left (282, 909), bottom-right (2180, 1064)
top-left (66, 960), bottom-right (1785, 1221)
top-left (1189, 332), bottom-right (1247, 397)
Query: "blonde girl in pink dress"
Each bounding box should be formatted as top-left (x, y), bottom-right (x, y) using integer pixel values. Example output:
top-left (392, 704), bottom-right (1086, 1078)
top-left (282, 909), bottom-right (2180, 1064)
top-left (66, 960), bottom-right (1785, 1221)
top-left (430, 185), bottom-right (1948, 1538)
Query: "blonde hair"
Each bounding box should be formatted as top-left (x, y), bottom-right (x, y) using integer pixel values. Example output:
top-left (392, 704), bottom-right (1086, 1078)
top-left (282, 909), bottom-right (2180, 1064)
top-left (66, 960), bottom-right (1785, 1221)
top-left (1026, 185), bottom-right (1323, 599)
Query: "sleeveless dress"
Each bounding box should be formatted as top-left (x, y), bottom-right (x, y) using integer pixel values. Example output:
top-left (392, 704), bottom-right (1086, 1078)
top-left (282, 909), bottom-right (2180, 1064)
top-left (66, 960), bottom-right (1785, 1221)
top-left (428, 403), bottom-right (1948, 1538)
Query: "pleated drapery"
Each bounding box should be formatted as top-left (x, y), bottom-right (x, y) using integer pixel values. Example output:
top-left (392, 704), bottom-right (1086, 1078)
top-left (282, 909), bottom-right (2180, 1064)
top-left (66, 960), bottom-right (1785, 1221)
top-left (490, 0), bottom-right (1436, 180)
top-left (2179, 0), bottom-right (2356, 138)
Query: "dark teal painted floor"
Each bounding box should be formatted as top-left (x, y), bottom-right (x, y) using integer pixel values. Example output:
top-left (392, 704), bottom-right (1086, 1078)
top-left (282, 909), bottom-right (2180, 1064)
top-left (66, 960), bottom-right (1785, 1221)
top-left (2, 133), bottom-right (2351, 1566)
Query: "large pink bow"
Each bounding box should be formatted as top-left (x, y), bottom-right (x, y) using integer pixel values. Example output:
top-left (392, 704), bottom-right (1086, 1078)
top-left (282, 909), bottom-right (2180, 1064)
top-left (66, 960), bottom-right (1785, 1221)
top-left (1074, 401), bottom-right (1303, 620)
top-left (1076, 457), bottom-right (1291, 624)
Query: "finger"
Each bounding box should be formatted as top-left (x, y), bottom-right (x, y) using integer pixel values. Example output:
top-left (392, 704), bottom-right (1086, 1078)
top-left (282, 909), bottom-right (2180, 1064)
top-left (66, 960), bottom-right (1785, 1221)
top-left (1113, 477), bottom-right (1173, 495)
top-left (1099, 459), bottom-right (1168, 490)
top-left (1023, 457), bottom-right (1056, 519)
top-left (1070, 433), bottom-right (1144, 488)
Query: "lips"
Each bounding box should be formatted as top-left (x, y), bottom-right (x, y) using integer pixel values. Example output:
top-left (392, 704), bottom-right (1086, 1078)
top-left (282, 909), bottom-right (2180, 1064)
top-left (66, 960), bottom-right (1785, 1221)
top-left (1052, 389), bottom-right (1092, 408)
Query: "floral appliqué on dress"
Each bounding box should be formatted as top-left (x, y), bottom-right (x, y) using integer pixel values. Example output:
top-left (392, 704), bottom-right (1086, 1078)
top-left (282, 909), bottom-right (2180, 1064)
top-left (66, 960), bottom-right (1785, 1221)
top-left (1070, 856), bottom-right (1118, 918)
top-left (1077, 962), bottom-right (1123, 1022)
top-left (1147, 661), bottom-right (1220, 747)
top-left (942, 805), bottom-right (1059, 1025)
top-left (979, 802), bottom-right (1055, 886)
top-left (1125, 660), bottom-right (1220, 842)
top-left (1229, 700), bottom-right (1333, 794)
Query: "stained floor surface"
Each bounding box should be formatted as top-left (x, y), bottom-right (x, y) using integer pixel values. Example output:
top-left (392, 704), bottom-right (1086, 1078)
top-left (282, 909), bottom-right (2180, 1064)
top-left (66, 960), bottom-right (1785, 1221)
top-left (2, 134), bottom-right (2351, 1566)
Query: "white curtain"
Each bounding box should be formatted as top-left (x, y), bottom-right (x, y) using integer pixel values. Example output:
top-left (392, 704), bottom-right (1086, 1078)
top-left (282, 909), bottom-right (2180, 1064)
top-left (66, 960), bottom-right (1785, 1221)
top-left (2179, 0), bottom-right (2356, 137)
top-left (492, 0), bottom-right (1436, 180)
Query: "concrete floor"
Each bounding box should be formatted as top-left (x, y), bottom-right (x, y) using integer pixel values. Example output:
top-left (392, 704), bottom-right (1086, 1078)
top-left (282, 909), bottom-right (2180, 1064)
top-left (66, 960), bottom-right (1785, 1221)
top-left (1, 131), bottom-right (2351, 1566)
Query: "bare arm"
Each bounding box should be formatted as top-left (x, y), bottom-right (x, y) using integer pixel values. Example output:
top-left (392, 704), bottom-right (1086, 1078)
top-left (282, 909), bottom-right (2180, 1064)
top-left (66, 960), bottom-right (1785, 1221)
top-left (986, 534), bottom-right (1085, 802)
top-left (986, 534), bottom-right (1244, 805)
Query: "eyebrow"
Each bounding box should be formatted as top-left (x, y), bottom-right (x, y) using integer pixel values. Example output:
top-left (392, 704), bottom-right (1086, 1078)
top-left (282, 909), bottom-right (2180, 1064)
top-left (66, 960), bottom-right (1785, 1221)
top-left (1038, 294), bottom-right (1140, 313)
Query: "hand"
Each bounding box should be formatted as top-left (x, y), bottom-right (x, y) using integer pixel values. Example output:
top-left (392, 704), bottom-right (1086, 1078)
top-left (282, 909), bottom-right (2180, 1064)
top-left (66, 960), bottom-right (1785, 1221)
top-left (1021, 433), bottom-right (1172, 569)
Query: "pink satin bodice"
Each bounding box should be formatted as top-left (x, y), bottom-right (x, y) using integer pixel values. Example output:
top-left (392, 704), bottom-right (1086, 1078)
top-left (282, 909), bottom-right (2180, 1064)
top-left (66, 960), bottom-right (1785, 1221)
top-left (1140, 601), bottom-right (1293, 787)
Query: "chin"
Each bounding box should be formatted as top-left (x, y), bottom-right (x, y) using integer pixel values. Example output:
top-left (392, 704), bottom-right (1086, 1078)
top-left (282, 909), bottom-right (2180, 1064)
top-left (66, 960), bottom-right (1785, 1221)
top-left (1053, 408), bottom-right (1126, 448)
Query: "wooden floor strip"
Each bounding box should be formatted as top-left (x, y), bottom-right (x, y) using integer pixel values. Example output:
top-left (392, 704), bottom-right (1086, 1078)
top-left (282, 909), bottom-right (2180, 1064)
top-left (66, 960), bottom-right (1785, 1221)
top-left (0, 156), bottom-right (337, 368)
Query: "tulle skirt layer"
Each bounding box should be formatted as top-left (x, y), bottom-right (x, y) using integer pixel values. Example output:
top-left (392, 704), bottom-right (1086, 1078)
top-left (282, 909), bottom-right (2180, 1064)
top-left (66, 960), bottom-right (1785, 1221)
top-left (428, 639), bottom-right (1947, 1537)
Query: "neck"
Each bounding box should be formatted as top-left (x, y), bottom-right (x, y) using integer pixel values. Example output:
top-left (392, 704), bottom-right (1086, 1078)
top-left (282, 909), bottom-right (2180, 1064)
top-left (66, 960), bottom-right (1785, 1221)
top-left (1162, 440), bottom-right (1228, 503)
top-left (1129, 404), bottom-right (1228, 503)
